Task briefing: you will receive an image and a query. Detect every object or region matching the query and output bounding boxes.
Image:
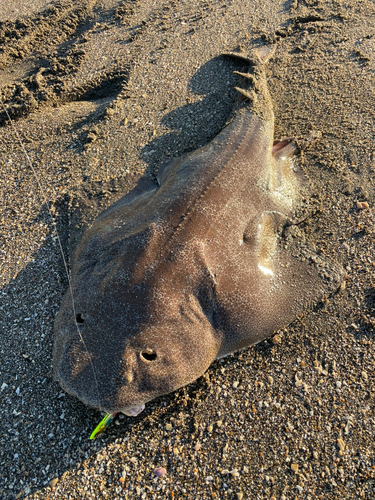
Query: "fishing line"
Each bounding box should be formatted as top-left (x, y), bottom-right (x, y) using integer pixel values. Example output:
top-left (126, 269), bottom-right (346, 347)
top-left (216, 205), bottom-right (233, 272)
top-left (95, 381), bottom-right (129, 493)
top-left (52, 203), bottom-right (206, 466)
top-left (0, 96), bottom-right (102, 412)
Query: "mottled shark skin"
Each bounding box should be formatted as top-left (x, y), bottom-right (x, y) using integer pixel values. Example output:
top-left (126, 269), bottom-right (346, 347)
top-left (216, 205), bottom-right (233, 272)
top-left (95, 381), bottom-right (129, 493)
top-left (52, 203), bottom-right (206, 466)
top-left (53, 46), bottom-right (344, 416)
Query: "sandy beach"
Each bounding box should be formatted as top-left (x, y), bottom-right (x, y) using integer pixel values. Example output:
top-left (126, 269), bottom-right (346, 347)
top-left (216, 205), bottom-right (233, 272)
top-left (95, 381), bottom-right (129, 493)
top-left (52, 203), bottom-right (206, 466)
top-left (0, 0), bottom-right (374, 498)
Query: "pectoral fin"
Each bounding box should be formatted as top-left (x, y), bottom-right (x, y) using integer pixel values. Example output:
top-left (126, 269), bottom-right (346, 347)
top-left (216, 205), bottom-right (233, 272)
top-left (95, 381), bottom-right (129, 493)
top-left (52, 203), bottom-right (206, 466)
top-left (215, 227), bottom-right (344, 357)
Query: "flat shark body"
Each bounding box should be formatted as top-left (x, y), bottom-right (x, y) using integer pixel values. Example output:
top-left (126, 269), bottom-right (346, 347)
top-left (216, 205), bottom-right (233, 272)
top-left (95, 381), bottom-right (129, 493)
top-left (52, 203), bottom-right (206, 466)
top-left (53, 46), bottom-right (344, 415)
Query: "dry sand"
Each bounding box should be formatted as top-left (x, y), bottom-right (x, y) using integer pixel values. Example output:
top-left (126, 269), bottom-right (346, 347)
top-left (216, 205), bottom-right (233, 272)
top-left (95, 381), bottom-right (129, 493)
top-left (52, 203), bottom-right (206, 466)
top-left (0, 0), bottom-right (375, 499)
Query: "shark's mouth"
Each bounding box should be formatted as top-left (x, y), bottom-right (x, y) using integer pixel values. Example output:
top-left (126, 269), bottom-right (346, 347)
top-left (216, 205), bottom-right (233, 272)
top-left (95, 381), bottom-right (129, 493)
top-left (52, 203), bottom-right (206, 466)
top-left (90, 404), bottom-right (146, 439)
top-left (121, 404), bottom-right (146, 417)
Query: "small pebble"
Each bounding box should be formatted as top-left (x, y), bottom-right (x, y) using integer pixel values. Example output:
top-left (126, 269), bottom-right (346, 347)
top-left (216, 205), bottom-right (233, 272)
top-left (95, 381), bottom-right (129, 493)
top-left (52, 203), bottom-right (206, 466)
top-left (49, 478), bottom-right (58, 488)
top-left (165, 423), bottom-right (173, 431)
top-left (337, 437), bottom-right (346, 452)
top-left (86, 131), bottom-right (98, 143)
top-left (356, 201), bottom-right (369, 210)
top-left (237, 493), bottom-right (243, 500)
top-left (233, 381), bottom-right (239, 388)
top-left (194, 442), bottom-right (201, 451)
top-left (153, 467), bottom-right (166, 477)
top-left (291, 463), bottom-right (299, 473)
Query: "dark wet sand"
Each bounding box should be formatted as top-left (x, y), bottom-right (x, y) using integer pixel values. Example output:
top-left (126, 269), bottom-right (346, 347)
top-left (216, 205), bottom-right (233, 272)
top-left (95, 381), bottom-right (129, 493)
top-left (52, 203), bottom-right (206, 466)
top-left (0, 1), bottom-right (374, 499)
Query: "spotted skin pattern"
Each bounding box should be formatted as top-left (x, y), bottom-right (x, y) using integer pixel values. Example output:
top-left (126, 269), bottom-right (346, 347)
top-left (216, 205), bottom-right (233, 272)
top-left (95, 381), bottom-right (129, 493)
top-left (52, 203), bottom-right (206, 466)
top-left (53, 46), bottom-right (344, 416)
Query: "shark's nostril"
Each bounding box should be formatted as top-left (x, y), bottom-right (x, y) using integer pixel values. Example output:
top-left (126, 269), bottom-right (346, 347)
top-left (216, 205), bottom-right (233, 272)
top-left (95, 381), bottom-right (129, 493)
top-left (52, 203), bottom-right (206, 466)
top-left (140, 350), bottom-right (157, 362)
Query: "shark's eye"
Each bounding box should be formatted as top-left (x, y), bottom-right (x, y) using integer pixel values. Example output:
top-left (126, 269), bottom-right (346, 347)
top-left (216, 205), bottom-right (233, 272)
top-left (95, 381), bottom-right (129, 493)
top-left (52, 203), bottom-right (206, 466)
top-left (140, 350), bottom-right (157, 362)
top-left (76, 314), bottom-right (85, 324)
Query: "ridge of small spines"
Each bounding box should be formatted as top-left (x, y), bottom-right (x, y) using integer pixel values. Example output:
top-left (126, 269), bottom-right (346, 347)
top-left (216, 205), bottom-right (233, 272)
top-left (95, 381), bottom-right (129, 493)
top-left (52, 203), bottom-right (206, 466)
top-left (156, 54), bottom-right (266, 262)
top-left (158, 115), bottom-right (252, 259)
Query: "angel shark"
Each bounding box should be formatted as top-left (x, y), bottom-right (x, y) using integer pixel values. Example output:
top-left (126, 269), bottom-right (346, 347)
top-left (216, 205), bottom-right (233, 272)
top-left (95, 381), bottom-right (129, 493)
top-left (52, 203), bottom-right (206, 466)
top-left (53, 45), bottom-right (344, 419)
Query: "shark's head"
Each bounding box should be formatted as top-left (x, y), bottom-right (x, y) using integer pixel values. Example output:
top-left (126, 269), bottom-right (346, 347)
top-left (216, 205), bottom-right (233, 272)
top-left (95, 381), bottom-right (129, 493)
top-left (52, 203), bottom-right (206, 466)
top-left (53, 220), bottom-right (222, 415)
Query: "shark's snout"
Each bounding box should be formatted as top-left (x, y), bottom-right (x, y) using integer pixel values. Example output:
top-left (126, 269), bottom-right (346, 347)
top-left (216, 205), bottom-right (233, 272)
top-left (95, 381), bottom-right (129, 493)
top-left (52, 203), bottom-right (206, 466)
top-left (121, 404), bottom-right (146, 417)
